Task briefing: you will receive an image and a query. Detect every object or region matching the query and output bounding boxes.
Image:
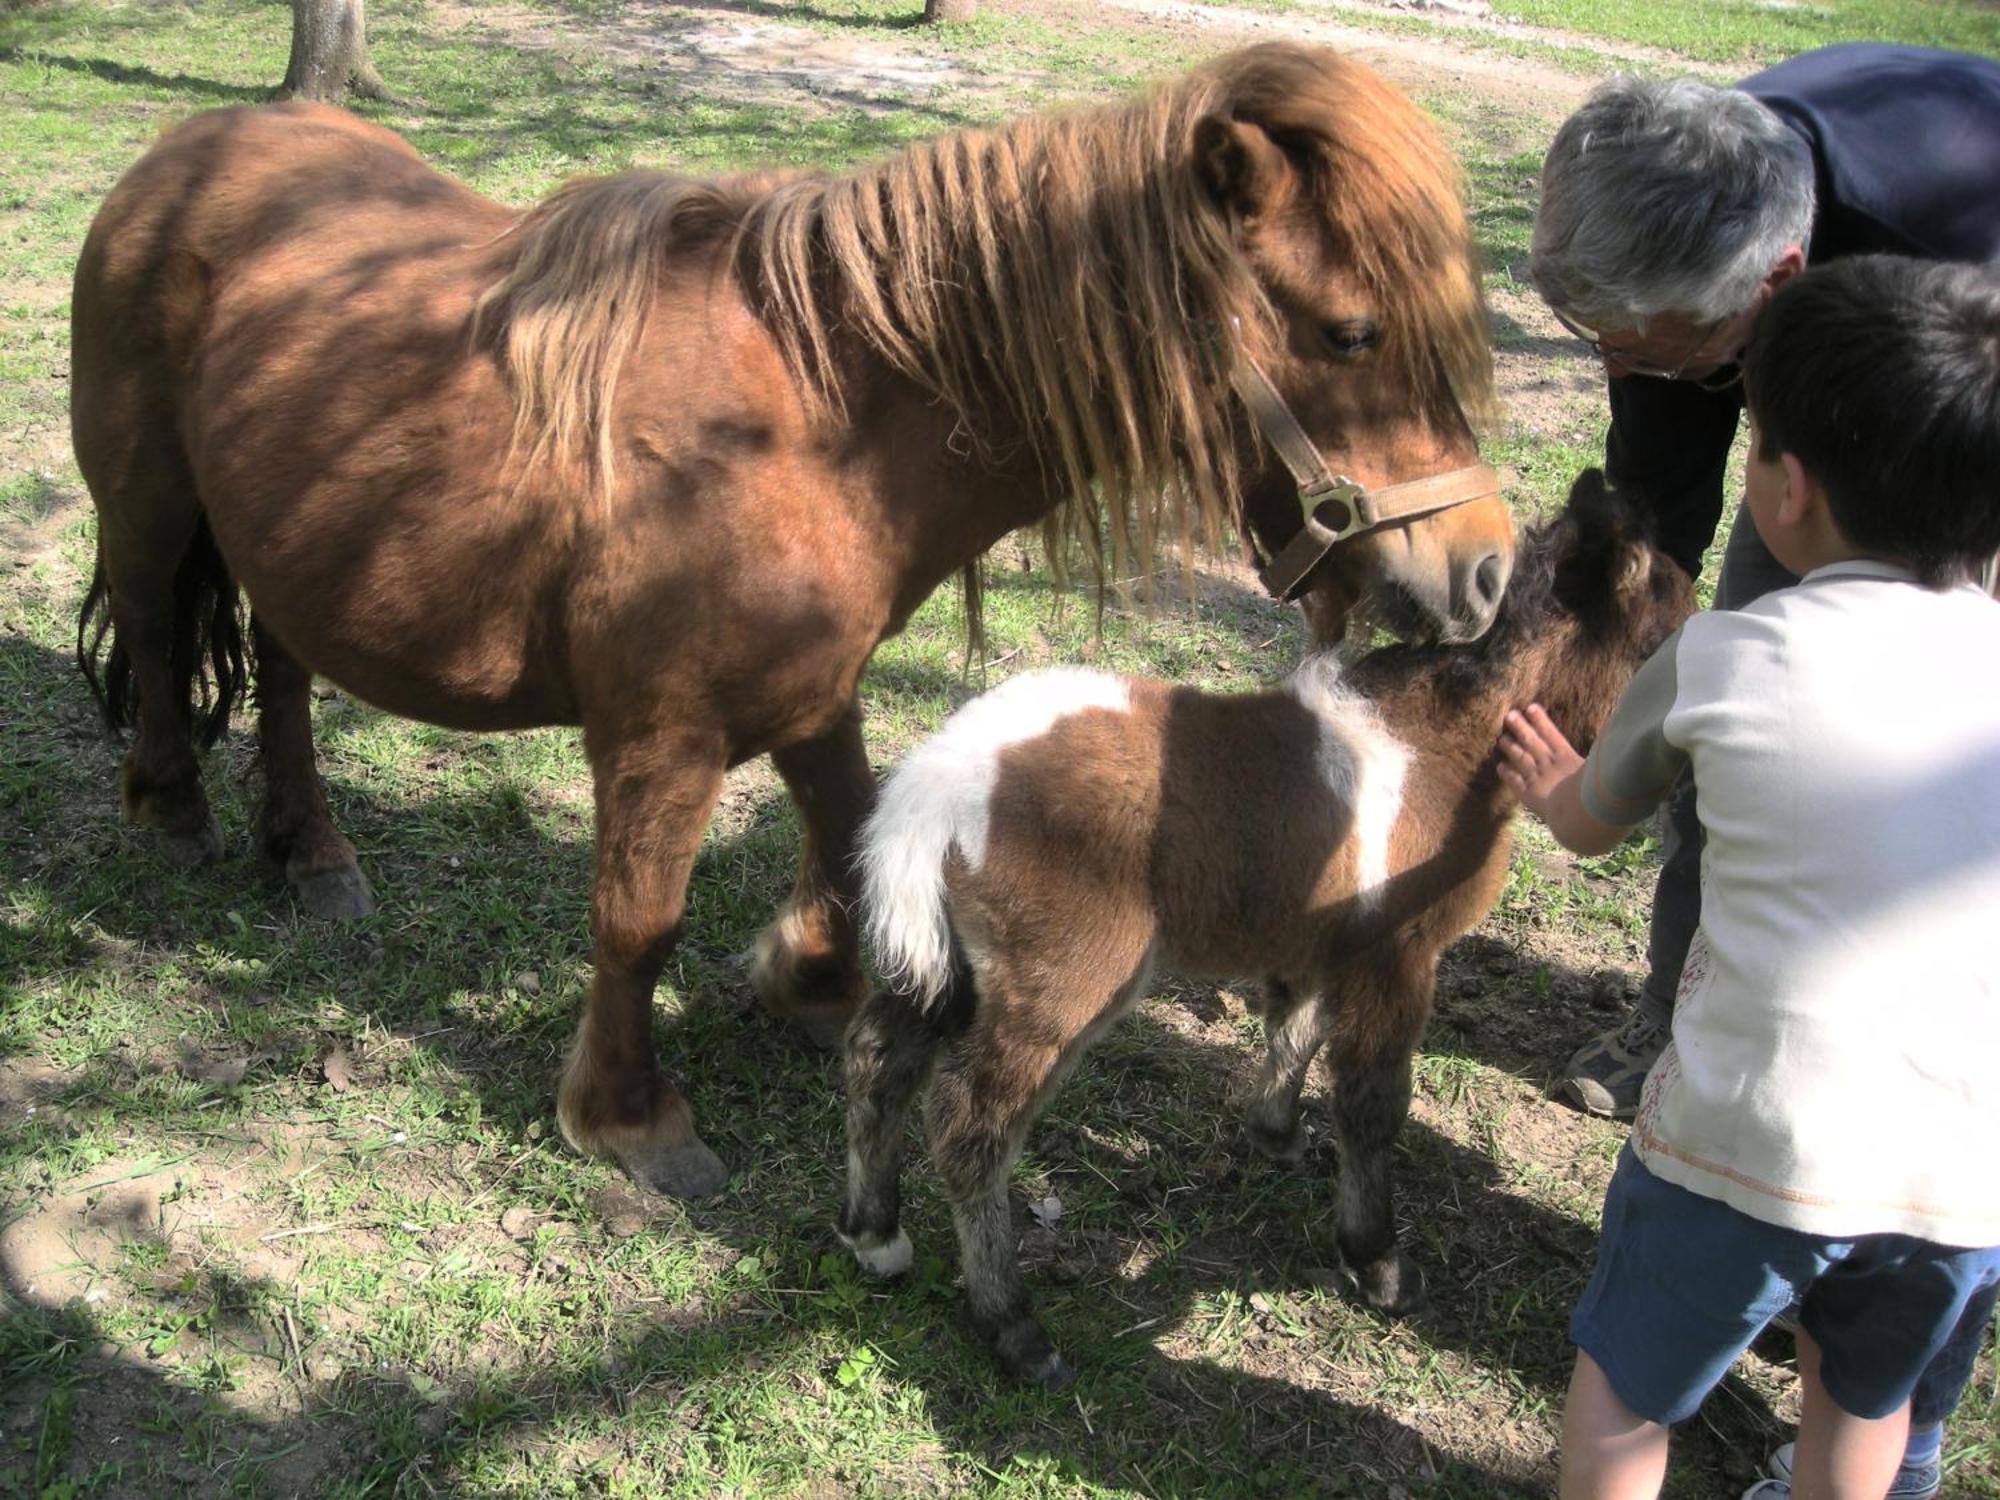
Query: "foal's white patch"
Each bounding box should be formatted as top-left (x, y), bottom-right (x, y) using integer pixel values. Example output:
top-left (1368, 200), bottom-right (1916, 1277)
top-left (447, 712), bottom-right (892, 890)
top-left (1288, 656), bottom-right (1410, 909)
top-left (861, 669), bottom-right (1133, 1003)
top-left (844, 1227), bottom-right (914, 1279)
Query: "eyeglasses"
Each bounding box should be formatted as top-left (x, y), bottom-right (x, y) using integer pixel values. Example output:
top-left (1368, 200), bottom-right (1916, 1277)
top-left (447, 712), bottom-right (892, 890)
top-left (1551, 305), bottom-right (1743, 388)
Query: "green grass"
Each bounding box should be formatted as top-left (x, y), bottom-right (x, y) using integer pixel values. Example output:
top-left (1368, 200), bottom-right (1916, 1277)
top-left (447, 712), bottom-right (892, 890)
top-left (1, 0), bottom-right (1995, 1495)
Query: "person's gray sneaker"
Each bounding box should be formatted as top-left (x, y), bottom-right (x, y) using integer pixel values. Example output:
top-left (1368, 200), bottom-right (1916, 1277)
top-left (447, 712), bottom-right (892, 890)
top-left (1766, 1442), bottom-right (1941, 1499)
top-left (1561, 1007), bottom-right (1669, 1118)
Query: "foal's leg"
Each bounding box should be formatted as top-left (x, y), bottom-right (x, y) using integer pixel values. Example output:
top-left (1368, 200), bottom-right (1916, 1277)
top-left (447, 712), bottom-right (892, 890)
top-left (751, 705), bottom-right (874, 1048)
top-left (1326, 959), bottom-right (1432, 1315)
top-left (1246, 977), bottom-right (1332, 1162)
top-left (926, 1022), bottom-right (1078, 1390)
top-left (927, 948), bottom-right (1152, 1390)
top-left (559, 727), bottom-right (730, 1199)
top-left (837, 980), bottom-right (964, 1276)
top-left (251, 615), bottom-right (374, 920)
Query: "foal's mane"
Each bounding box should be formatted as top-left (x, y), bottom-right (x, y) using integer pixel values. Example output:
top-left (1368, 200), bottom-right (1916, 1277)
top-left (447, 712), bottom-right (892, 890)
top-left (474, 43), bottom-right (1491, 581)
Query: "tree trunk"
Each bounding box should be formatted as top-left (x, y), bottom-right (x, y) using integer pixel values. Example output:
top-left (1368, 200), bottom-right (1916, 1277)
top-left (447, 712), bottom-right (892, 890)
top-left (280, 0), bottom-right (388, 102)
top-left (922, 0), bottom-right (978, 20)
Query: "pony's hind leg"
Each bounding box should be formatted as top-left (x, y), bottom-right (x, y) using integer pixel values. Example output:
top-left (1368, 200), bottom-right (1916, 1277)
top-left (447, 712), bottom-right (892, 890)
top-left (751, 706), bottom-right (874, 1048)
top-left (1326, 960), bottom-right (1433, 1316)
top-left (251, 615), bottom-right (374, 920)
top-left (837, 978), bottom-right (966, 1276)
top-left (560, 726), bottom-right (730, 1199)
top-left (1247, 977), bottom-right (1332, 1163)
top-left (91, 497), bottom-right (233, 869)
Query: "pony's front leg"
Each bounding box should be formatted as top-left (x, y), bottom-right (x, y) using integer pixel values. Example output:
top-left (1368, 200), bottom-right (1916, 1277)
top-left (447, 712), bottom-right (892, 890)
top-left (1246, 977), bottom-right (1331, 1162)
top-left (1326, 964), bottom-right (1432, 1315)
top-left (752, 704), bottom-right (874, 1048)
top-left (559, 728), bottom-right (730, 1199)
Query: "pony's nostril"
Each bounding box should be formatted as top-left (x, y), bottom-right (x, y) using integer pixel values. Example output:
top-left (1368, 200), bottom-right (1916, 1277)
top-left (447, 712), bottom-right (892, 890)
top-left (1473, 552), bottom-right (1507, 610)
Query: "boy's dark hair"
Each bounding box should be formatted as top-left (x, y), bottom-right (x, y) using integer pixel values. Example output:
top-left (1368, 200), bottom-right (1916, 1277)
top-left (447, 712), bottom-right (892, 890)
top-left (1743, 255), bottom-right (2000, 587)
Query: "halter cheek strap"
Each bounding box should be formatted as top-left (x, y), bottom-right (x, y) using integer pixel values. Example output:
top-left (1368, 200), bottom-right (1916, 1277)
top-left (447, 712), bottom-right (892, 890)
top-left (1230, 353), bottom-right (1503, 601)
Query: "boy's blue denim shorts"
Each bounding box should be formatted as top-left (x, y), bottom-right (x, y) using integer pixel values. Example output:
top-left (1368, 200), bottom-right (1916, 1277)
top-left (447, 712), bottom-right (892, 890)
top-left (1571, 1145), bottom-right (2000, 1424)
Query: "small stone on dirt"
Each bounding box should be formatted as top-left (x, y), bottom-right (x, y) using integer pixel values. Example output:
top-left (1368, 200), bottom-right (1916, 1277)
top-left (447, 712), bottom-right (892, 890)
top-left (591, 1184), bottom-right (654, 1238)
top-left (513, 970), bottom-right (540, 994)
top-left (499, 1206), bottom-right (537, 1241)
top-left (178, 1051), bottom-right (251, 1088)
top-left (321, 1048), bottom-right (356, 1093)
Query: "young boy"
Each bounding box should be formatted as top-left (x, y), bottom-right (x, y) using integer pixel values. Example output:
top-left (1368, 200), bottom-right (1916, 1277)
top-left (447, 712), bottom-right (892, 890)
top-left (1497, 254), bottom-right (2000, 1500)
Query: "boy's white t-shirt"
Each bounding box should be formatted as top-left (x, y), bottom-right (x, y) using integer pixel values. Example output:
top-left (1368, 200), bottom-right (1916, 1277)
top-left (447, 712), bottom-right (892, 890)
top-left (1580, 560), bottom-right (2000, 1247)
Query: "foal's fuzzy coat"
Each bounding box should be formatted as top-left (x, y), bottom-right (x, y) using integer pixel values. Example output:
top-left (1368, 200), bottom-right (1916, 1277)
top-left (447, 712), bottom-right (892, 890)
top-left (840, 473), bottom-right (1692, 1386)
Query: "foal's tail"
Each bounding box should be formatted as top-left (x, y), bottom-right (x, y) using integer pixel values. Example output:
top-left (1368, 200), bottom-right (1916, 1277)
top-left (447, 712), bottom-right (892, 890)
top-left (858, 750), bottom-right (974, 1006)
top-left (76, 514), bottom-right (249, 750)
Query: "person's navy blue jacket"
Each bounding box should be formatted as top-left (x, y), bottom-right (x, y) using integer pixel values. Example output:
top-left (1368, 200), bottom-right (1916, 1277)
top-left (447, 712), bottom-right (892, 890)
top-left (1603, 44), bottom-right (2000, 577)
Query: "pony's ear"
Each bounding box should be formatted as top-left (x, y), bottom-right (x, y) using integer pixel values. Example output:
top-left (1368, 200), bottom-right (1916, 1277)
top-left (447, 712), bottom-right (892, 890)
top-left (1193, 114), bottom-right (1293, 222)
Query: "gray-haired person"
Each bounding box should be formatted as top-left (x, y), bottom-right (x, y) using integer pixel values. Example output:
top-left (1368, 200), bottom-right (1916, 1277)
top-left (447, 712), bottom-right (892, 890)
top-left (1530, 43), bottom-right (2000, 1500)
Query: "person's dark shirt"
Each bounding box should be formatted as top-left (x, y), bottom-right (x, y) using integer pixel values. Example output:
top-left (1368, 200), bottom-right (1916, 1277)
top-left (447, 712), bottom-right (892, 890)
top-left (1602, 44), bottom-right (2000, 577)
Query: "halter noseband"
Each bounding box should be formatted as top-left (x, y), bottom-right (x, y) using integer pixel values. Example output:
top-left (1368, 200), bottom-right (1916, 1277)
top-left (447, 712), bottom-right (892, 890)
top-left (1230, 354), bottom-right (1502, 602)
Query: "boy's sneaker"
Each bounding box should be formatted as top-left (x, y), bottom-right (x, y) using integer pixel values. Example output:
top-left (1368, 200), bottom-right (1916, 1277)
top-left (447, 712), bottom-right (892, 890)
top-left (1561, 1008), bottom-right (1669, 1118)
top-left (1740, 1483), bottom-right (1788, 1499)
top-left (1765, 1442), bottom-right (1942, 1499)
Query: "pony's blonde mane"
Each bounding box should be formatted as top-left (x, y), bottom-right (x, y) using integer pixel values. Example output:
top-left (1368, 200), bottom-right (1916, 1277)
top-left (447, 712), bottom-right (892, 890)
top-left (475, 44), bottom-right (1493, 584)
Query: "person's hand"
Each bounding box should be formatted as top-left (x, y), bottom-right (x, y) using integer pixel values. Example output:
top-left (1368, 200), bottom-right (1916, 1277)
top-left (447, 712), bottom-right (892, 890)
top-left (1497, 703), bottom-right (1584, 821)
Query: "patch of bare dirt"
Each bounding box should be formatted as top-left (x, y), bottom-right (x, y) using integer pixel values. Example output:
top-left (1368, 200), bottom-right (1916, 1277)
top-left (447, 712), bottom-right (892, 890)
top-left (1489, 281), bottom-right (1607, 446)
top-left (428, 0), bottom-right (1036, 116)
top-left (1093, 0), bottom-right (1596, 117)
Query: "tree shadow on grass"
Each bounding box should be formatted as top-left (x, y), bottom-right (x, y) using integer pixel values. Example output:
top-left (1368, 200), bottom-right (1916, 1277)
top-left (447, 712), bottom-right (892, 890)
top-left (0, 45), bottom-right (273, 102)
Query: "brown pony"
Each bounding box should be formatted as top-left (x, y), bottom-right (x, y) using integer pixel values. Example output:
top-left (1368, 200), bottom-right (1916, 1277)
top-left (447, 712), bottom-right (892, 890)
top-left (840, 471), bottom-right (1691, 1386)
top-left (70, 43), bottom-right (1511, 1200)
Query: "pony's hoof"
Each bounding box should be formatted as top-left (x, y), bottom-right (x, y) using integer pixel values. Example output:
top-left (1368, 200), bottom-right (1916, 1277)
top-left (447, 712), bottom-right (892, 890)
top-left (293, 864), bottom-right (377, 921)
top-left (748, 921), bottom-right (863, 1049)
top-left (159, 815), bottom-right (224, 870)
top-left (622, 1139), bottom-right (729, 1200)
top-left (1247, 1113), bottom-right (1307, 1163)
top-left (786, 1000), bottom-right (854, 1052)
top-left (1354, 1252), bottom-right (1426, 1317)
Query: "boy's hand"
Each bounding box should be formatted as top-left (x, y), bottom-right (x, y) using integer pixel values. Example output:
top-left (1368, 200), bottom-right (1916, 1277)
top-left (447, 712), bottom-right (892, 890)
top-left (1498, 704), bottom-right (1585, 820)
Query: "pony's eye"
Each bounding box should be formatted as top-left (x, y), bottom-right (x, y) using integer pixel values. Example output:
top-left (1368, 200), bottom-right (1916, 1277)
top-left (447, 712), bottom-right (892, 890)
top-left (1321, 320), bottom-right (1380, 359)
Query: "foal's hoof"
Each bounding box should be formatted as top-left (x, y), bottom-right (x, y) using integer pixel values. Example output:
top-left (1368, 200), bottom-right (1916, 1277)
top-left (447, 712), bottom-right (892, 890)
top-left (293, 864), bottom-right (377, 922)
top-left (839, 1226), bottom-right (914, 1279)
top-left (159, 815), bottom-right (225, 870)
top-left (990, 1318), bottom-right (1074, 1391)
top-left (1353, 1252), bottom-right (1427, 1317)
top-left (1246, 1113), bottom-right (1307, 1163)
top-left (1021, 1349), bottom-right (1076, 1393)
top-left (621, 1138), bottom-right (729, 1200)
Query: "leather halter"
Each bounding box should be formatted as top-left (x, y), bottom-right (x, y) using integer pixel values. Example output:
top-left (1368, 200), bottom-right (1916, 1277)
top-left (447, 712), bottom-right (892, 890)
top-left (1231, 354), bottom-right (1503, 601)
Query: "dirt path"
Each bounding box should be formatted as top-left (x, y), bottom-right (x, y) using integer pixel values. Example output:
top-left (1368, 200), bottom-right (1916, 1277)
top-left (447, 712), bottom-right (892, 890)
top-left (430, 0), bottom-right (1666, 130)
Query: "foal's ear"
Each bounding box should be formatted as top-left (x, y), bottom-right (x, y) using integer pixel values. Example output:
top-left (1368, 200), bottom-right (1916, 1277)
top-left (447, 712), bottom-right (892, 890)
top-left (1614, 541), bottom-right (1653, 598)
top-left (1193, 114), bottom-right (1294, 222)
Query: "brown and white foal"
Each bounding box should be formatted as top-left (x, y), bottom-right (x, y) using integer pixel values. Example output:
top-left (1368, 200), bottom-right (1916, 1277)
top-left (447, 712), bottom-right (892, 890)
top-left (839, 472), bottom-right (1691, 1387)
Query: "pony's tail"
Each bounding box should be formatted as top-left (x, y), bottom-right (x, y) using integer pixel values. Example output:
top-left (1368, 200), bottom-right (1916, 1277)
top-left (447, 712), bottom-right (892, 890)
top-left (858, 754), bottom-right (969, 1007)
top-left (76, 514), bottom-right (249, 750)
